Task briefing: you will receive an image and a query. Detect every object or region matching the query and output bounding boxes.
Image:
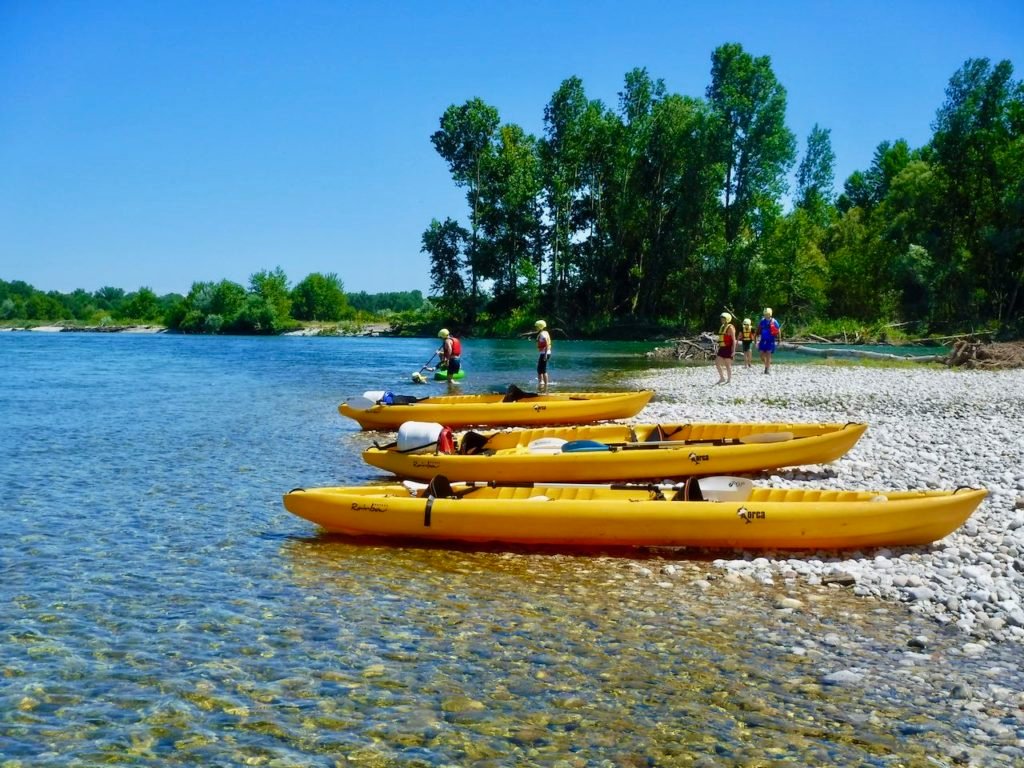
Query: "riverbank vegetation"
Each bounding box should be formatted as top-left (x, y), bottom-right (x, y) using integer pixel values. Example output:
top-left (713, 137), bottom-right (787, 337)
top-left (0, 275), bottom-right (428, 335)
top-left (423, 44), bottom-right (1023, 340)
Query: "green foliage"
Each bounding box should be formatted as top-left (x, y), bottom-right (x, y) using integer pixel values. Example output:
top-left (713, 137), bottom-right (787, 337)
top-left (116, 288), bottom-right (162, 322)
top-left (291, 272), bottom-right (349, 321)
top-left (347, 290), bottom-right (425, 314)
top-left (421, 48), bottom-right (1020, 339)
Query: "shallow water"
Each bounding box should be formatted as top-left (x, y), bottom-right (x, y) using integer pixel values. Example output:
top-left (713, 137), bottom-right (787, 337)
top-left (1, 333), bottom-right (1020, 766)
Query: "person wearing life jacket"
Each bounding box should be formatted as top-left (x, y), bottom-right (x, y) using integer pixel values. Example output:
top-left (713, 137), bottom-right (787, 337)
top-left (534, 319), bottom-right (552, 391)
top-left (714, 311), bottom-right (737, 385)
top-left (437, 328), bottom-right (462, 382)
top-left (740, 318), bottom-right (755, 369)
top-left (757, 307), bottom-right (781, 374)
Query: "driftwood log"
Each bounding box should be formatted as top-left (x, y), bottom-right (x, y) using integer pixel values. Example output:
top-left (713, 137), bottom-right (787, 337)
top-left (778, 342), bottom-right (945, 364)
top-left (646, 333), bottom-right (718, 361)
top-left (647, 335), bottom-right (1023, 369)
top-left (944, 340), bottom-right (1024, 369)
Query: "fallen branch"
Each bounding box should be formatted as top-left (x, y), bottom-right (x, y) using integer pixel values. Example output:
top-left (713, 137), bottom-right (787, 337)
top-left (779, 342), bottom-right (944, 364)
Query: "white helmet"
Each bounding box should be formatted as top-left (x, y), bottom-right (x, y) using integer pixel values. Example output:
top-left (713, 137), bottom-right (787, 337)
top-left (437, 328), bottom-right (450, 339)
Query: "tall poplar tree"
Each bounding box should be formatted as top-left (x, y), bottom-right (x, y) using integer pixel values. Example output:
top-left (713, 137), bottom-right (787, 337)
top-left (707, 43), bottom-right (796, 308)
top-left (796, 124), bottom-right (836, 225)
top-left (431, 99), bottom-right (501, 323)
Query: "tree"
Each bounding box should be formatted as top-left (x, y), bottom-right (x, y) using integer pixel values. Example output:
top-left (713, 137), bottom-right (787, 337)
top-left (93, 286), bottom-right (125, 312)
top-left (431, 99), bottom-right (501, 322)
top-left (291, 273), bottom-right (348, 321)
top-left (249, 268), bottom-right (293, 323)
top-left (796, 124), bottom-right (836, 225)
top-left (707, 43), bottom-right (796, 308)
top-left (117, 287), bottom-right (161, 321)
top-left (930, 58), bottom-right (1024, 326)
top-left (541, 77), bottom-right (593, 314)
top-left (423, 217), bottom-right (470, 325)
top-left (478, 123), bottom-right (543, 312)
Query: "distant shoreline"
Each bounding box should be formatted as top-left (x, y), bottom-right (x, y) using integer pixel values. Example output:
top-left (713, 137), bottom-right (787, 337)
top-left (0, 322), bottom-right (393, 337)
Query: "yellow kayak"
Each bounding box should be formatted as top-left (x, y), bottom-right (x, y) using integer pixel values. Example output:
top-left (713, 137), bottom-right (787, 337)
top-left (362, 421), bottom-right (868, 482)
top-left (282, 478), bottom-right (986, 549)
top-left (339, 388), bottom-right (654, 430)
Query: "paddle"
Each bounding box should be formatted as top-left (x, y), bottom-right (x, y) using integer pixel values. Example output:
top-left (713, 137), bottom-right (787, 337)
top-left (401, 476), bottom-right (754, 501)
top-left (559, 431), bottom-right (795, 453)
top-left (344, 391), bottom-right (427, 410)
top-left (419, 350), bottom-right (438, 374)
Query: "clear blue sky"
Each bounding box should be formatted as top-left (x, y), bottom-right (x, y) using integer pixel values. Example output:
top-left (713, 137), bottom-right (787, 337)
top-left (1, 1), bottom-right (1021, 297)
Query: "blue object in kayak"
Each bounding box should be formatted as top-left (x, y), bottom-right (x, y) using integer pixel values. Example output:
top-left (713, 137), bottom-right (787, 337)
top-left (560, 439), bottom-right (611, 453)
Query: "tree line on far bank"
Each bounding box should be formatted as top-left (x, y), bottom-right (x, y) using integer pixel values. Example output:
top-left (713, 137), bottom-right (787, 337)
top-left (422, 43), bottom-right (1023, 339)
top-left (0, 273), bottom-right (428, 334)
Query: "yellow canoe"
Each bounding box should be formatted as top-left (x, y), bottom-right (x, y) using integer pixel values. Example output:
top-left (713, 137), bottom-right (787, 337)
top-left (339, 389), bottom-right (654, 430)
top-left (362, 421), bottom-right (868, 482)
top-left (282, 478), bottom-right (986, 550)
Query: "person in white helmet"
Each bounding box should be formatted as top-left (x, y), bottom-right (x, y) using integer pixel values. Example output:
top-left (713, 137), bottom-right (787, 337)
top-left (714, 312), bottom-right (736, 384)
top-left (740, 318), bottom-right (755, 369)
top-left (436, 328), bottom-right (462, 382)
top-left (534, 320), bottom-right (552, 390)
top-left (757, 308), bottom-right (781, 374)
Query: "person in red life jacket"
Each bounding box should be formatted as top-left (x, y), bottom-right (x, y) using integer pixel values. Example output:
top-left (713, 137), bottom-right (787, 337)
top-left (757, 307), bottom-right (781, 374)
top-left (714, 312), bottom-right (737, 384)
top-left (437, 328), bottom-right (462, 383)
top-left (534, 319), bottom-right (552, 391)
top-left (740, 317), bottom-right (755, 368)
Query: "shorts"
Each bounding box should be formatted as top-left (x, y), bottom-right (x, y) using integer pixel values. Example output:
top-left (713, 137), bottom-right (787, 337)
top-left (446, 356), bottom-right (461, 376)
top-left (742, 340), bottom-right (752, 352)
top-left (716, 348), bottom-right (734, 359)
top-left (537, 354), bottom-right (550, 375)
top-left (758, 340), bottom-right (776, 353)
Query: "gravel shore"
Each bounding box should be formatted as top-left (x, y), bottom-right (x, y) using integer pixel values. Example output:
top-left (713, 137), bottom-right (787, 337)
top-left (629, 361), bottom-right (1024, 646)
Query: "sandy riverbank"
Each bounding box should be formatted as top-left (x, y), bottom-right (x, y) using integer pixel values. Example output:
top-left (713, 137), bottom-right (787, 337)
top-left (626, 361), bottom-right (1024, 646)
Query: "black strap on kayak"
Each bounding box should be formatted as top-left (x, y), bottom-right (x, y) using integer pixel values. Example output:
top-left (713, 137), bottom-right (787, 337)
top-left (423, 497), bottom-right (434, 527)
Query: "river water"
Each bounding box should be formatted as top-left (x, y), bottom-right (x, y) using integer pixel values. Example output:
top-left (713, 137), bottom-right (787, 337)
top-left (2, 333), bottom-right (1020, 766)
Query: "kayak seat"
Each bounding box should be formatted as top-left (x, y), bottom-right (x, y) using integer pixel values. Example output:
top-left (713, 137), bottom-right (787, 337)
top-left (459, 431), bottom-right (490, 455)
top-left (426, 475), bottom-right (457, 499)
top-left (389, 394), bottom-right (420, 405)
top-left (671, 477), bottom-right (704, 502)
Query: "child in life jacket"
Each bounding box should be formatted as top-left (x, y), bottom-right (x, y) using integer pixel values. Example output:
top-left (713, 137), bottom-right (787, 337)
top-left (740, 318), bottom-right (755, 368)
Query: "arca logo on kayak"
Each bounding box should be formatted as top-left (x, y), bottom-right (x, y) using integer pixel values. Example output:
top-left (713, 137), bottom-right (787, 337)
top-left (688, 452), bottom-right (710, 464)
top-left (736, 507), bottom-right (766, 524)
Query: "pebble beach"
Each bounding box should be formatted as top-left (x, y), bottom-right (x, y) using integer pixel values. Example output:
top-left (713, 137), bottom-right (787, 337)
top-left (629, 361), bottom-right (1024, 647)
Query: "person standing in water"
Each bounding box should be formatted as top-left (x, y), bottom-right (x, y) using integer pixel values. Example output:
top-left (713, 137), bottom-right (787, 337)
top-left (757, 307), bottom-right (781, 374)
top-left (534, 319), bottom-right (552, 391)
top-left (740, 318), bottom-right (755, 368)
top-left (437, 328), bottom-right (462, 382)
top-left (714, 312), bottom-right (736, 384)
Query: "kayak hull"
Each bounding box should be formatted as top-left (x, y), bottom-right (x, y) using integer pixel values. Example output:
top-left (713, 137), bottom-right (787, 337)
top-left (340, 390), bottom-right (654, 430)
top-left (362, 422), bottom-right (868, 482)
top-left (283, 483), bottom-right (986, 550)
